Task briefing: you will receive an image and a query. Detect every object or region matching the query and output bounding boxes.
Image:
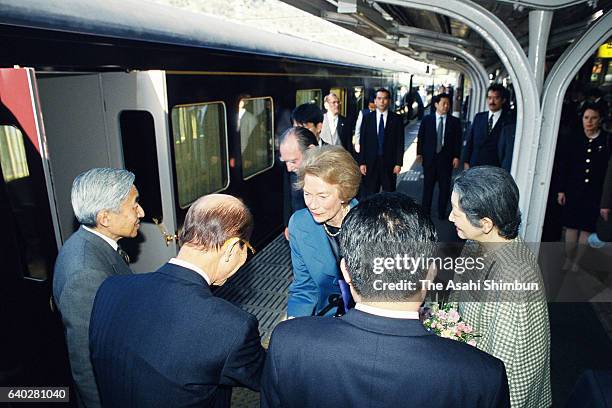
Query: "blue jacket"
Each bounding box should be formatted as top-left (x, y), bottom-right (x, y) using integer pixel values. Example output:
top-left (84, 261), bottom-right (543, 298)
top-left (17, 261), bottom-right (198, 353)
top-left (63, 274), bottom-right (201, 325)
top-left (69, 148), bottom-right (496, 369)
top-left (287, 199), bottom-right (357, 317)
top-left (261, 309), bottom-right (510, 408)
top-left (89, 262), bottom-right (266, 408)
top-left (464, 110), bottom-right (513, 167)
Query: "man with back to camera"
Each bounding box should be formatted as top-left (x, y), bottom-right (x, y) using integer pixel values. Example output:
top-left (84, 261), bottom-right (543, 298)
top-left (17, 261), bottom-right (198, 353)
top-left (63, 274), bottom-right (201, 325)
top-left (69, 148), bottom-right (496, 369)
top-left (279, 126), bottom-right (318, 240)
top-left (90, 194), bottom-right (266, 408)
top-left (320, 92), bottom-right (352, 151)
top-left (358, 88), bottom-right (404, 196)
top-left (416, 93), bottom-right (462, 218)
top-left (53, 168), bottom-right (144, 408)
top-left (292, 103), bottom-right (324, 145)
top-left (463, 83), bottom-right (514, 169)
top-left (260, 192), bottom-right (510, 408)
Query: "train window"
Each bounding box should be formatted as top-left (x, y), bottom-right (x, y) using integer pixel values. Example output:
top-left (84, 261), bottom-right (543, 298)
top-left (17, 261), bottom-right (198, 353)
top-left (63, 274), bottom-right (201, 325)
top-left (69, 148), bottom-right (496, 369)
top-left (0, 125), bottom-right (29, 182)
top-left (353, 86), bottom-right (365, 111)
top-left (119, 111), bottom-right (163, 222)
top-left (296, 89), bottom-right (322, 108)
top-left (329, 87), bottom-right (347, 116)
top-left (0, 125), bottom-right (50, 280)
top-left (238, 97), bottom-right (274, 180)
top-left (171, 102), bottom-right (229, 209)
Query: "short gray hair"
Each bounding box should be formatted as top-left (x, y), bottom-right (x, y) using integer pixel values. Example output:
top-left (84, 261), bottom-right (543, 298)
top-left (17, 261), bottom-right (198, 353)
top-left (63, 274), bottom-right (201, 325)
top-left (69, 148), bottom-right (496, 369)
top-left (71, 168), bottom-right (136, 226)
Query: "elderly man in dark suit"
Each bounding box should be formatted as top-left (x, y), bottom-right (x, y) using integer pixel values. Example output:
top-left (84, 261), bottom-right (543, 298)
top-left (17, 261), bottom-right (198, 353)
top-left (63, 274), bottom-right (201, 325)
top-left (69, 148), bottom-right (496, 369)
top-left (279, 126), bottom-right (318, 240)
top-left (358, 88), bottom-right (404, 196)
top-left (53, 168), bottom-right (144, 407)
top-left (320, 92), bottom-right (352, 151)
top-left (261, 193), bottom-right (510, 408)
top-left (90, 194), bottom-right (265, 408)
top-left (463, 84), bottom-right (513, 169)
top-left (416, 93), bottom-right (462, 218)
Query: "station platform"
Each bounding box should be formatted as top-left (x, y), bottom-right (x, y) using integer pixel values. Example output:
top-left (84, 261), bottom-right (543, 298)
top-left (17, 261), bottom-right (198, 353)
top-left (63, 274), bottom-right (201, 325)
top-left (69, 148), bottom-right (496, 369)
top-left (219, 119), bottom-right (612, 407)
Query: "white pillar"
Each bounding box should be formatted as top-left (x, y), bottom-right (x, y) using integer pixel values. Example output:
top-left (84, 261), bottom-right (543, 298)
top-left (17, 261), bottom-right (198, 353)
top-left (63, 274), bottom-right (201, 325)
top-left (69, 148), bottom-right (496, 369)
top-left (528, 10), bottom-right (554, 94)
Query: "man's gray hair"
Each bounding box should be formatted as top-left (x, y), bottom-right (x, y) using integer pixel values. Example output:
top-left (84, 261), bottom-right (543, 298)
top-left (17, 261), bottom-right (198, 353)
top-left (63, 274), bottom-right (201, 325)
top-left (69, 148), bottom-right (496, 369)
top-left (71, 168), bottom-right (136, 226)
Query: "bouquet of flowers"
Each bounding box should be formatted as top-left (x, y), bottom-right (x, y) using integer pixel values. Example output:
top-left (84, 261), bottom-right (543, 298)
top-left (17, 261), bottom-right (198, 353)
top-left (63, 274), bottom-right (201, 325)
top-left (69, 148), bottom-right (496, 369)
top-left (422, 302), bottom-right (478, 346)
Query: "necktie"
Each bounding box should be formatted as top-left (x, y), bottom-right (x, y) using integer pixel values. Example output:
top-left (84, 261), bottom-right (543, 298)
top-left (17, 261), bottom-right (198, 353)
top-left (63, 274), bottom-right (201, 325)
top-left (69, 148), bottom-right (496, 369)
top-left (436, 116), bottom-right (444, 153)
top-left (487, 114), bottom-right (494, 135)
top-left (377, 113), bottom-right (385, 155)
top-left (117, 246), bottom-right (130, 265)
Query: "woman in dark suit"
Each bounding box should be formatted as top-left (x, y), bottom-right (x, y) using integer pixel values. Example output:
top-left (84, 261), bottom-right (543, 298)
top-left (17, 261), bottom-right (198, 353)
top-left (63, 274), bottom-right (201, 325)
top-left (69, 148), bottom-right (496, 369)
top-left (287, 145), bottom-right (361, 318)
top-left (557, 103), bottom-right (611, 271)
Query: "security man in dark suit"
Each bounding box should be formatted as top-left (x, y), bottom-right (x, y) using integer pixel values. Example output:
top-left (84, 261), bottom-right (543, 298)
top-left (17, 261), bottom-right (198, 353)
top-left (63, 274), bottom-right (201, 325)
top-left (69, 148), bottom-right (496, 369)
top-left (261, 193), bottom-right (510, 408)
top-left (90, 194), bottom-right (265, 408)
top-left (416, 93), bottom-right (462, 218)
top-left (358, 88), bottom-right (404, 196)
top-left (463, 84), bottom-right (512, 169)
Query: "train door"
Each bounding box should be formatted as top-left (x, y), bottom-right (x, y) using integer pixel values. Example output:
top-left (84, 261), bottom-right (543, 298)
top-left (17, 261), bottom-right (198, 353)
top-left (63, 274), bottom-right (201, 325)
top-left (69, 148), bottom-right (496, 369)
top-left (37, 71), bottom-right (178, 273)
top-left (0, 67), bottom-right (70, 387)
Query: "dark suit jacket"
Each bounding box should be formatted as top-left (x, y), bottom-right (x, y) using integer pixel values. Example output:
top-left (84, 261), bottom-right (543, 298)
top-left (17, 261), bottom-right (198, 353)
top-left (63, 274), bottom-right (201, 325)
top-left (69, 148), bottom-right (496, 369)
top-left (416, 113), bottom-right (462, 167)
top-left (282, 170), bottom-right (305, 226)
top-left (358, 110), bottom-right (404, 169)
top-left (90, 262), bottom-right (266, 408)
top-left (464, 110), bottom-right (510, 167)
top-left (261, 309), bottom-right (510, 408)
top-left (53, 226), bottom-right (133, 408)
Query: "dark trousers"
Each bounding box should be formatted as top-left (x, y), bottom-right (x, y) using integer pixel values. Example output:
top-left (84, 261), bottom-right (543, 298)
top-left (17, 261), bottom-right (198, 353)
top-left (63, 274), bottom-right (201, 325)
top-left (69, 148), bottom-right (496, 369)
top-left (422, 154), bottom-right (452, 218)
top-left (363, 155), bottom-right (396, 197)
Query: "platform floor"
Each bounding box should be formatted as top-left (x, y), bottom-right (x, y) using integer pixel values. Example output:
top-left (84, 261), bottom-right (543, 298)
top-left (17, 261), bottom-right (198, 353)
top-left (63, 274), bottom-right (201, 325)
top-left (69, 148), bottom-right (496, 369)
top-left (219, 119), bottom-right (612, 407)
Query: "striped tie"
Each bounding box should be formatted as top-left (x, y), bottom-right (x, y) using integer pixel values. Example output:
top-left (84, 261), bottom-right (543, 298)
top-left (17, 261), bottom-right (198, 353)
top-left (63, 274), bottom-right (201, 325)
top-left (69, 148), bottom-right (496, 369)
top-left (117, 246), bottom-right (130, 265)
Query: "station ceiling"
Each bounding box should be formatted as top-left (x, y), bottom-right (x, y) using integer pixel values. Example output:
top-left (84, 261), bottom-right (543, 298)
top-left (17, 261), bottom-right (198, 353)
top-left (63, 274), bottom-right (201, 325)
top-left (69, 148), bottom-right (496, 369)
top-left (281, 0), bottom-right (612, 74)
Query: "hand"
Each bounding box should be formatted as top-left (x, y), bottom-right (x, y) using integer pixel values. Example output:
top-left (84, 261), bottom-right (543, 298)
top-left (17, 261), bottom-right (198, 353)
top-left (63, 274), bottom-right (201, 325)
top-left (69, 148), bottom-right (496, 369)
top-left (354, 143), bottom-right (360, 154)
top-left (415, 155), bottom-right (422, 164)
top-left (360, 165), bottom-right (367, 176)
top-left (452, 158), bottom-right (460, 169)
top-left (463, 162), bottom-right (470, 170)
top-left (557, 192), bottom-right (566, 206)
top-left (284, 227), bottom-right (289, 240)
top-left (601, 208), bottom-right (610, 222)
top-left (393, 165), bottom-right (401, 175)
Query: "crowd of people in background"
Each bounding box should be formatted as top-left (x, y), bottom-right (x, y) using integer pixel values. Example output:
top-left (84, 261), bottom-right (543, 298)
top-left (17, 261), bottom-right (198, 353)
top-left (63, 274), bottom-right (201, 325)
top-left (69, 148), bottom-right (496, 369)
top-left (50, 80), bottom-right (610, 408)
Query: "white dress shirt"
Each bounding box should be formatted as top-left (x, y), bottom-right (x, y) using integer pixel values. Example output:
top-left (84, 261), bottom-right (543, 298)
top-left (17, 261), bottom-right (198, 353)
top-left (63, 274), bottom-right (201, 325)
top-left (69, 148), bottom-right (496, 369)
top-left (82, 225), bottom-right (118, 251)
top-left (435, 113), bottom-right (446, 145)
top-left (376, 109), bottom-right (388, 128)
top-left (355, 303), bottom-right (420, 319)
top-left (168, 258), bottom-right (211, 285)
top-left (488, 110), bottom-right (502, 129)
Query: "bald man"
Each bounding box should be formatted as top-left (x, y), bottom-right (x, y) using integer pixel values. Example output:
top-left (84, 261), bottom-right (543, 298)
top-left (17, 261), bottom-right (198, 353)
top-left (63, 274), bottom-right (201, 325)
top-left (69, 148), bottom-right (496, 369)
top-left (90, 194), bottom-right (265, 408)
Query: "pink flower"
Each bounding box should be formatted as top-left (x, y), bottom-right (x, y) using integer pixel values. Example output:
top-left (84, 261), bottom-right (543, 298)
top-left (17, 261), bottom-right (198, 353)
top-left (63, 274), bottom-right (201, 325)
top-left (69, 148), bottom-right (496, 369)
top-left (447, 310), bottom-right (460, 323)
top-left (430, 322), bottom-right (436, 329)
top-left (468, 340), bottom-right (477, 347)
top-left (464, 325), bottom-right (473, 334)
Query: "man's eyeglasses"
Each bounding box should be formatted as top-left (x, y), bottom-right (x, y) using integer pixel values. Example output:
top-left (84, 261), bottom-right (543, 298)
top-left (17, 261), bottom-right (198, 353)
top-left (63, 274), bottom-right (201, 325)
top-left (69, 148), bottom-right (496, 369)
top-left (238, 239), bottom-right (256, 255)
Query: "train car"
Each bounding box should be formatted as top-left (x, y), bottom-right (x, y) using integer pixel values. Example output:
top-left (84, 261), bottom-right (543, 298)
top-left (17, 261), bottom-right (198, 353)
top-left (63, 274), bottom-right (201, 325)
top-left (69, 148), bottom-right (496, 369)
top-left (0, 0), bottom-right (417, 391)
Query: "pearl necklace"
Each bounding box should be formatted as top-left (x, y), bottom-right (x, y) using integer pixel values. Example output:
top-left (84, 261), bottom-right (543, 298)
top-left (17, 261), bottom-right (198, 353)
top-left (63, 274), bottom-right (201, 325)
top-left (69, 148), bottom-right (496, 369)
top-left (323, 223), bottom-right (341, 237)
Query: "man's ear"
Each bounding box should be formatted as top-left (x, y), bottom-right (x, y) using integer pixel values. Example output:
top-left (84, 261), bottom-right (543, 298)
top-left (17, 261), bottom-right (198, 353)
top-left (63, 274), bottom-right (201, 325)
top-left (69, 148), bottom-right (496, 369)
top-left (481, 217), bottom-right (494, 234)
top-left (316, 122), bottom-right (323, 133)
top-left (96, 210), bottom-right (111, 228)
top-left (340, 258), bottom-right (351, 284)
top-left (223, 237), bottom-right (241, 262)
